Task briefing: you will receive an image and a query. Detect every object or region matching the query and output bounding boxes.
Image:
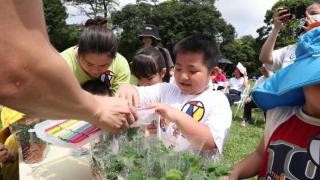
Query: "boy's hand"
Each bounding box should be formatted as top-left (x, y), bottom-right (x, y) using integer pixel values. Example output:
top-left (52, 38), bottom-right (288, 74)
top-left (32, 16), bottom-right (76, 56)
top-left (145, 122), bottom-right (157, 135)
top-left (151, 103), bottom-right (180, 123)
top-left (115, 84), bottom-right (140, 107)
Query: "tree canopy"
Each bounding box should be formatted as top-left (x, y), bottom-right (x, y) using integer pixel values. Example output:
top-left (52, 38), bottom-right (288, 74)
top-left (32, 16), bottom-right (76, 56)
top-left (256, 0), bottom-right (314, 49)
top-left (63, 0), bottom-right (119, 18)
top-left (44, 0), bottom-right (79, 51)
top-left (111, 0), bottom-right (235, 62)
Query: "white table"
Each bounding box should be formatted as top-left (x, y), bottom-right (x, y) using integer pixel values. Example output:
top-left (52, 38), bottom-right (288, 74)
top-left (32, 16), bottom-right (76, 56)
top-left (19, 144), bottom-right (92, 180)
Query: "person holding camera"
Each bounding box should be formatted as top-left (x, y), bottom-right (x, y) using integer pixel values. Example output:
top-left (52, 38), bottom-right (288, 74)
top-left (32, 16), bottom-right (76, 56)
top-left (259, 2), bottom-right (320, 72)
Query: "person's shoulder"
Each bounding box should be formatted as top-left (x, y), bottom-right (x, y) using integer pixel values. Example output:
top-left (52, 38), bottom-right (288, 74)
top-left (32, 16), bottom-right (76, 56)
top-left (279, 44), bottom-right (297, 52)
top-left (114, 53), bottom-right (127, 61)
top-left (60, 46), bottom-right (77, 62)
top-left (112, 53), bottom-right (129, 69)
top-left (267, 106), bottom-right (297, 124)
top-left (202, 88), bottom-right (229, 104)
top-left (60, 46), bottom-right (76, 56)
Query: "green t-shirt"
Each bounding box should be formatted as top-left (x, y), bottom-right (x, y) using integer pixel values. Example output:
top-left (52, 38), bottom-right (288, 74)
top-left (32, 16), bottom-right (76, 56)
top-left (129, 74), bottom-right (139, 85)
top-left (60, 46), bottom-right (131, 95)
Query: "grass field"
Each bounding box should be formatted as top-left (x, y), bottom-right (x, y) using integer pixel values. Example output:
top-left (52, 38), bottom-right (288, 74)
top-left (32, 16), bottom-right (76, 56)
top-left (221, 81), bottom-right (265, 179)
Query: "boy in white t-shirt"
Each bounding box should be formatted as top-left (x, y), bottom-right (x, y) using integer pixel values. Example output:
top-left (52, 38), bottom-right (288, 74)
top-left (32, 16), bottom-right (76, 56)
top-left (230, 26), bottom-right (320, 179)
top-left (116, 35), bottom-right (232, 158)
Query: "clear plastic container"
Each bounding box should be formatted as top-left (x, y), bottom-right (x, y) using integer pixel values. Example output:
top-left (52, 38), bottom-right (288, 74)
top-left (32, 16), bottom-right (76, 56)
top-left (10, 118), bottom-right (47, 164)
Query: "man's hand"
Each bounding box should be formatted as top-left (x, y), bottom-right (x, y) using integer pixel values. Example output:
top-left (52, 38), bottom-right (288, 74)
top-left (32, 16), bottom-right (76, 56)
top-left (92, 96), bottom-right (137, 133)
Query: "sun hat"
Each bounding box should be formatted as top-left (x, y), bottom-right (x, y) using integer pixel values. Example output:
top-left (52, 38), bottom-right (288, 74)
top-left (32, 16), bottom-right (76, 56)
top-left (252, 26), bottom-right (320, 111)
top-left (139, 24), bottom-right (161, 41)
top-left (236, 62), bottom-right (247, 76)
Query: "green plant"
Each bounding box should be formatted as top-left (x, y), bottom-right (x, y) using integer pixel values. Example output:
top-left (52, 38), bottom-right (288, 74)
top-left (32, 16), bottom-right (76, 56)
top-left (10, 119), bottom-right (42, 144)
top-left (91, 128), bottom-right (230, 179)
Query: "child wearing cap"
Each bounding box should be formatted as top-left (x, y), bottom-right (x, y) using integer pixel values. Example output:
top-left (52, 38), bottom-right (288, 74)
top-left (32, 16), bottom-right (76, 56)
top-left (117, 35), bottom-right (232, 158)
top-left (225, 62), bottom-right (249, 105)
top-left (230, 26), bottom-right (320, 179)
top-left (138, 24), bottom-right (174, 82)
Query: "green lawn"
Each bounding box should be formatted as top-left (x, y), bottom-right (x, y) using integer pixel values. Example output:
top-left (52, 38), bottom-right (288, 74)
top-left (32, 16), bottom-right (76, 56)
top-left (221, 81), bottom-right (265, 179)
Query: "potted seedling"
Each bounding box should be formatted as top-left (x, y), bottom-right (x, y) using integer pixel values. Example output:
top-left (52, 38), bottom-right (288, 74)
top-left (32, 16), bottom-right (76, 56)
top-left (10, 117), bottom-right (46, 164)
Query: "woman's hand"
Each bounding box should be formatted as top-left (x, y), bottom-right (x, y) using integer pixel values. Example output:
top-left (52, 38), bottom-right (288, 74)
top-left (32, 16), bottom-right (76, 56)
top-left (115, 84), bottom-right (140, 107)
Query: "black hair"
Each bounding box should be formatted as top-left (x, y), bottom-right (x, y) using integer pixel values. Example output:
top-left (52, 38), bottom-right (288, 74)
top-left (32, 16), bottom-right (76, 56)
top-left (173, 35), bottom-right (222, 71)
top-left (130, 47), bottom-right (168, 82)
top-left (78, 16), bottom-right (117, 59)
top-left (81, 79), bottom-right (111, 96)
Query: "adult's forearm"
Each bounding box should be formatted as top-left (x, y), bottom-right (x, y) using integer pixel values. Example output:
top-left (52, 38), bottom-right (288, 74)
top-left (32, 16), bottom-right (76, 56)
top-left (259, 28), bottom-right (280, 65)
top-left (0, 44), bottom-right (98, 121)
top-left (0, 0), bottom-right (97, 122)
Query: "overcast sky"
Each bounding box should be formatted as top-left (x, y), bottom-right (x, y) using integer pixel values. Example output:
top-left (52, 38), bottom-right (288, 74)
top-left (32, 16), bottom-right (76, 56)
top-left (66, 0), bottom-right (278, 37)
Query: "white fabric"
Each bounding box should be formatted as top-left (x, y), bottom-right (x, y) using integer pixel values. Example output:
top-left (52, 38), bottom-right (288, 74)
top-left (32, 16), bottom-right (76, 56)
top-left (264, 106), bottom-right (320, 148)
top-left (236, 62), bottom-right (247, 75)
top-left (266, 44), bottom-right (296, 72)
top-left (228, 77), bottom-right (245, 92)
top-left (253, 75), bottom-right (269, 89)
top-left (137, 83), bottom-right (232, 157)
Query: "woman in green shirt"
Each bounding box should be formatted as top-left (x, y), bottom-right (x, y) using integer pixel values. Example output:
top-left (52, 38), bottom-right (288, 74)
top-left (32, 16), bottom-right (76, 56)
top-left (61, 17), bottom-right (130, 95)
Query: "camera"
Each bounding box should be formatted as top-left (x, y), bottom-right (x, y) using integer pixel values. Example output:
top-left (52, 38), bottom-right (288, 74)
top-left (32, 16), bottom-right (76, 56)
top-left (288, 5), bottom-right (307, 19)
top-left (279, 5), bottom-right (307, 21)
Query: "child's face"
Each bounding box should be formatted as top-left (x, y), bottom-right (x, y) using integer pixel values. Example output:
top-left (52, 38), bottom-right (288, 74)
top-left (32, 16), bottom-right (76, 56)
top-left (303, 84), bottom-right (320, 114)
top-left (142, 36), bottom-right (153, 47)
top-left (174, 52), bottom-right (211, 95)
top-left (138, 73), bottom-right (163, 86)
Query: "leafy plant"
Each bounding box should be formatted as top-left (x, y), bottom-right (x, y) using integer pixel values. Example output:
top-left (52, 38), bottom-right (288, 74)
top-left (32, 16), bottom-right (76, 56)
top-left (91, 128), bottom-right (230, 179)
top-left (10, 118), bottom-right (42, 144)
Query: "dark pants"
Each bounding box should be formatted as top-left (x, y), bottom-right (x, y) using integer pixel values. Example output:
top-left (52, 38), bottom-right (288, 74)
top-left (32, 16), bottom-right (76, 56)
top-left (226, 89), bottom-right (241, 106)
top-left (243, 100), bottom-right (266, 123)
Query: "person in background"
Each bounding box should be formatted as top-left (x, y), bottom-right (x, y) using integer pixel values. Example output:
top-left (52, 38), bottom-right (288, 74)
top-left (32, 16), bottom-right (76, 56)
top-left (116, 35), bottom-right (232, 159)
top-left (259, 2), bottom-right (320, 72)
top-left (212, 67), bottom-right (227, 84)
top-left (81, 79), bottom-right (112, 96)
top-left (138, 24), bottom-right (174, 82)
top-left (211, 67), bottom-right (227, 91)
top-left (0, 1), bottom-right (136, 133)
top-left (226, 62), bottom-right (249, 105)
top-left (240, 65), bottom-right (273, 126)
top-left (230, 26), bottom-right (320, 179)
top-left (61, 16), bottom-right (131, 95)
top-left (130, 47), bottom-right (168, 86)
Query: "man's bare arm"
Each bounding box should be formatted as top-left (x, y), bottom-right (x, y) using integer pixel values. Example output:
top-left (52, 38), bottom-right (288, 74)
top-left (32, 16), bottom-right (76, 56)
top-left (0, 0), bottom-right (136, 131)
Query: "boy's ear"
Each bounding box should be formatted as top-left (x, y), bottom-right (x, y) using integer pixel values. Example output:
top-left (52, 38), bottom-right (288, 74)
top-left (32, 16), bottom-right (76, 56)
top-left (210, 67), bottom-right (219, 77)
top-left (160, 68), bottom-right (167, 79)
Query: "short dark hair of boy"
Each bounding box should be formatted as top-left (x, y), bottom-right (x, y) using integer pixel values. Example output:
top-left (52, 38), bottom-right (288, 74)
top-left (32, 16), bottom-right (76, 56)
top-left (81, 79), bottom-right (111, 96)
top-left (173, 35), bottom-right (221, 70)
top-left (78, 16), bottom-right (117, 59)
top-left (131, 47), bottom-right (168, 82)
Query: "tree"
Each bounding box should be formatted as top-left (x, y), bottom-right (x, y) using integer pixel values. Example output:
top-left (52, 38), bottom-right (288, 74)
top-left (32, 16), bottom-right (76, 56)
top-left (221, 35), bottom-right (260, 77)
top-left (111, 0), bottom-right (235, 60)
top-left (44, 0), bottom-right (79, 51)
top-left (63, 0), bottom-right (119, 18)
top-left (256, 0), bottom-right (314, 49)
